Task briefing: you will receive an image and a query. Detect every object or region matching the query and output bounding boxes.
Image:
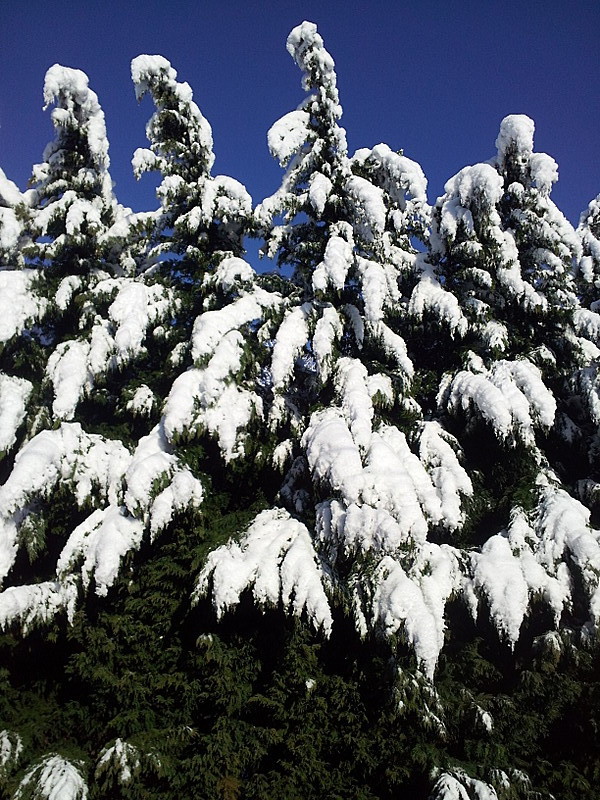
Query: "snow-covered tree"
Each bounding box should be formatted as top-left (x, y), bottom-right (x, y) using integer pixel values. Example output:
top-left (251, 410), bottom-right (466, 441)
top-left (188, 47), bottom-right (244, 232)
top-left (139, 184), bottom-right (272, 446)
top-left (199, 21), bottom-right (477, 683)
top-left (131, 55), bottom-right (252, 271)
top-left (0, 24), bottom-right (599, 800)
top-left (576, 194), bottom-right (600, 305)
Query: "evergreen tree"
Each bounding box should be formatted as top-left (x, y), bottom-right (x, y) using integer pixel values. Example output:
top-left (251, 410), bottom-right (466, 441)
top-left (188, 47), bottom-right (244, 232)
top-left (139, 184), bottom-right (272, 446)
top-left (0, 21), bottom-right (599, 800)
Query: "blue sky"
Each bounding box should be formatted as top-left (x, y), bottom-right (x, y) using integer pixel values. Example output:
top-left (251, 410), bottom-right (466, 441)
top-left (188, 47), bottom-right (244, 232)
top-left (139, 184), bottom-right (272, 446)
top-left (1, 0), bottom-right (599, 229)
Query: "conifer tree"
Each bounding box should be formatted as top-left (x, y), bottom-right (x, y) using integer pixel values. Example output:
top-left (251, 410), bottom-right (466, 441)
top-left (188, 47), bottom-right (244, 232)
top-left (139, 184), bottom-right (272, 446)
top-left (0, 22), bottom-right (599, 800)
top-left (200, 21), bottom-right (476, 682)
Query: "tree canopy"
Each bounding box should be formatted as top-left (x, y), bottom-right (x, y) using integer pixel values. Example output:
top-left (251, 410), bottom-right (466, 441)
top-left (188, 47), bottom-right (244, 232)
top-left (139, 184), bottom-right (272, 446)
top-left (0, 20), bottom-right (599, 800)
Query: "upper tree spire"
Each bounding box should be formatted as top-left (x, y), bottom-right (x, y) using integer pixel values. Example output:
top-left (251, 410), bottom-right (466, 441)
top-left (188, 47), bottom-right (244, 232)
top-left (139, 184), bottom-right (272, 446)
top-left (131, 55), bottom-right (251, 265)
top-left (27, 65), bottom-right (129, 276)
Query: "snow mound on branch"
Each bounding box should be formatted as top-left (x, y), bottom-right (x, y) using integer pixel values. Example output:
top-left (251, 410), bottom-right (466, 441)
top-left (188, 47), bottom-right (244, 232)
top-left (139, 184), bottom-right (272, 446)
top-left (57, 507), bottom-right (144, 597)
top-left (126, 384), bottom-right (155, 417)
top-left (46, 277), bottom-right (178, 420)
top-left (0, 729), bottom-right (22, 772)
top-left (124, 423), bottom-right (203, 535)
top-left (469, 480), bottom-right (600, 643)
top-left (495, 114), bottom-right (535, 164)
top-left (0, 270), bottom-right (47, 343)
top-left (440, 355), bottom-right (556, 443)
top-left (96, 739), bottom-right (142, 786)
top-left (372, 545), bottom-right (465, 679)
top-left (0, 375), bottom-right (32, 454)
top-left (0, 424), bottom-right (131, 583)
top-left (408, 263), bottom-right (468, 337)
top-left (195, 508), bottom-right (332, 634)
top-left (0, 579), bottom-right (78, 633)
top-left (270, 304), bottom-right (312, 390)
top-left (312, 231), bottom-right (352, 294)
top-left (430, 769), bottom-right (498, 800)
top-left (164, 332), bottom-right (262, 462)
top-left (351, 143), bottom-right (428, 211)
top-left (267, 110), bottom-right (310, 167)
top-left (190, 288), bottom-right (281, 363)
top-left (43, 64), bottom-right (108, 168)
top-left (131, 53), bottom-right (214, 169)
top-left (14, 754), bottom-right (88, 800)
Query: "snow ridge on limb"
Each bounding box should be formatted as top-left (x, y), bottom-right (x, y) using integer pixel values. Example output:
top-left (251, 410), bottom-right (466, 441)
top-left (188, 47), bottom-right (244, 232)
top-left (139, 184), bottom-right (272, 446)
top-left (0, 167), bottom-right (27, 264)
top-left (439, 353), bottom-right (556, 445)
top-left (0, 422), bottom-right (203, 631)
top-left (44, 276), bottom-right (179, 421)
top-left (194, 508), bottom-right (333, 635)
top-left (13, 754), bottom-right (88, 800)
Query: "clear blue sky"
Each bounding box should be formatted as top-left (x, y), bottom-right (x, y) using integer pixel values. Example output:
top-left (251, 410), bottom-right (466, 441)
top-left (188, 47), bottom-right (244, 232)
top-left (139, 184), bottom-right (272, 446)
top-left (1, 0), bottom-right (598, 227)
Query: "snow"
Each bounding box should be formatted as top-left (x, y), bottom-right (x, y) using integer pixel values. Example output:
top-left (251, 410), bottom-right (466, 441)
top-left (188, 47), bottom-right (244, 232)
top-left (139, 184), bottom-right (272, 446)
top-left (0, 579), bottom-right (78, 632)
top-left (495, 114), bottom-right (535, 165)
top-left (0, 270), bottom-right (47, 343)
top-left (335, 357), bottom-right (373, 451)
top-left (164, 330), bottom-right (263, 461)
top-left (190, 289), bottom-right (280, 363)
top-left (431, 770), bottom-right (498, 800)
top-left (312, 305), bottom-right (342, 382)
top-left (0, 207), bottom-right (21, 252)
top-left (357, 258), bottom-right (388, 322)
top-left (0, 375), bottom-right (32, 453)
top-left (105, 280), bottom-right (177, 363)
top-left (370, 321), bottom-right (414, 379)
top-left (55, 276), bottom-right (83, 310)
top-left (440, 357), bottom-right (556, 444)
top-left (14, 754), bottom-right (88, 800)
top-left (57, 506), bottom-right (144, 596)
top-left (351, 143), bottom-right (428, 211)
top-left (347, 175), bottom-right (386, 239)
top-left (0, 168), bottom-right (22, 207)
top-left (195, 508), bottom-right (332, 634)
top-left (419, 422), bottom-right (473, 531)
top-left (270, 304), bottom-right (312, 390)
top-left (308, 171), bottom-right (333, 215)
top-left (206, 255), bottom-right (255, 292)
top-left (373, 548), bottom-right (462, 679)
top-left (126, 384), bottom-right (155, 416)
top-left (43, 64), bottom-right (109, 168)
top-left (0, 424), bottom-right (132, 583)
top-left (302, 408), bottom-right (364, 505)
top-left (0, 729), bottom-right (22, 771)
top-left (96, 739), bottom-right (141, 785)
top-left (529, 152), bottom-right (558, 193)
top-left (0, 424), bottom-right (130, 521)
top-left (439, 164), bottom-right (504, 240)
top-left (312, 230), bottom-right (353, 294)
top-left (131, 54), bottom-right (214, 171)
top-left (124, 423), bottom-right (203, 533)
top-left (267, 110), bottom-right (310, 167)
top-left (408, 263), bottom-right (468, 337)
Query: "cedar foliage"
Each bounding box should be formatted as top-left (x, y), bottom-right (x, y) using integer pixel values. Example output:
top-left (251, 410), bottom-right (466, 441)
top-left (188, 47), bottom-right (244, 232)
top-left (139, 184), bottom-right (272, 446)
top-left (0, 20), bottom-right (599, 800)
